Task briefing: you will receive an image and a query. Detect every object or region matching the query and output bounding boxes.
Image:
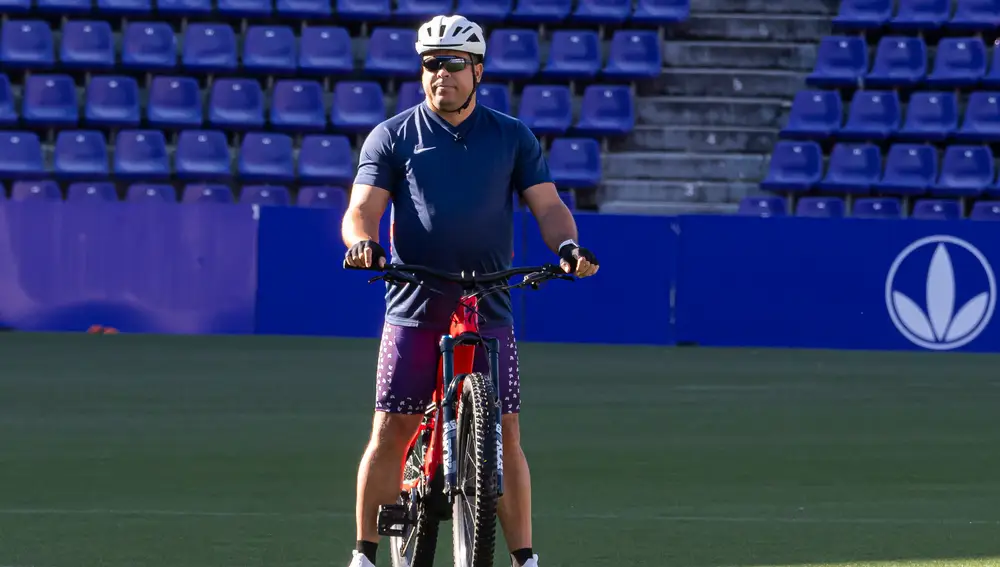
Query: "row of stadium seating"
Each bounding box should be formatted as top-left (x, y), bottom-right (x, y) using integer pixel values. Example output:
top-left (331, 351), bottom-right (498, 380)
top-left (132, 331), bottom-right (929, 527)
top-left (0, 75), bottom-right (635, 137)
top-left (0, 0), bottom-right (687, 25)
top-left (0, 130), bottom-right (604, 188)
top-left (0, 21), bottom-right (663, 81)
top-left (832, 0), bottom-right (1000, 31)
top-left (739, 195), bottom-right (1000, 221)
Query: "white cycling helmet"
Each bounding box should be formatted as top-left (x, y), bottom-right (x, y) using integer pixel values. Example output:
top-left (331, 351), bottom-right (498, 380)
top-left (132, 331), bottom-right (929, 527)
top-left (415, 15), bottom-right (486, 59)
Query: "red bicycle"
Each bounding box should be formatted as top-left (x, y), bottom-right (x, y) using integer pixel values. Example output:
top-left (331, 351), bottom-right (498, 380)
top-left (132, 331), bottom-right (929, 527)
top-left (345, 262), bottom-right (572, 567)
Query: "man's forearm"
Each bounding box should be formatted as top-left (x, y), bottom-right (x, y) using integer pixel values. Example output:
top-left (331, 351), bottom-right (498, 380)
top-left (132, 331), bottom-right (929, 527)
top-left (535, 203), bottom-right (579, 253)
top-left (341, 208), bottom-right (381, 248)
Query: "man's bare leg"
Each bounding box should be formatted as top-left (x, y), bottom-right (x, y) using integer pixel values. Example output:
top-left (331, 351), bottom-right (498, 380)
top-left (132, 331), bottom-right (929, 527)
top-left (497, 413), bottom-right (535, 566)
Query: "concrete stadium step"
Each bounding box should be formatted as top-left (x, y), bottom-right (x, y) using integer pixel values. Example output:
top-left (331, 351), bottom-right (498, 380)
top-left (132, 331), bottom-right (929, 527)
top-left (611, 125), bottom-right (779, 153)
top-left (693, 0), bottom-right (838, 16)
top-left (603, 152), bottom-right (767, 182)
top-left (598, 200), bottom-right (739, 215)
top-left (669, 14), bottom-right (833, 43)
top-left (601, 179), bottom-right (760, 203)
top-left (663, 41), bottom-right (817, 71)
top-left (642, 68), bottom-right (806, 98)
top-left (635, 96), bottom-right (789, 129)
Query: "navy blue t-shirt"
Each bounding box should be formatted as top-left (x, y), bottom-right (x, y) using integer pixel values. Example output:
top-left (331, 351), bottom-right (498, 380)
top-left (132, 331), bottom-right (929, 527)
top-left (354, 101), bottom-right (552, 330)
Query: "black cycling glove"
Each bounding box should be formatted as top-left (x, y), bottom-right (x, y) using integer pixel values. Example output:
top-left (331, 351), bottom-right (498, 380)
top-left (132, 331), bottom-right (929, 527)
top-left (558, 242), bottom-right (598, 274)
top-left (345, 239), bottom-right (387, 269)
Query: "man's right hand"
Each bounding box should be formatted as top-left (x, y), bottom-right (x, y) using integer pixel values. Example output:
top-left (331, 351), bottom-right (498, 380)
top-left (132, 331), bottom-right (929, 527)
top-left (345, 239), bottom-right (387, 269)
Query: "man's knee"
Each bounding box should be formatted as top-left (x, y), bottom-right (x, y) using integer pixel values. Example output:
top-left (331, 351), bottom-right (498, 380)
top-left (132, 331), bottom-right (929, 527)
top-left (369, 411), bottom-right (423, 452)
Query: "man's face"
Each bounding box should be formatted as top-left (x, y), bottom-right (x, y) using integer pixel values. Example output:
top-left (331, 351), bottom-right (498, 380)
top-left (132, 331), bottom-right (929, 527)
top-left (421, 49), bottom-right (481, 111)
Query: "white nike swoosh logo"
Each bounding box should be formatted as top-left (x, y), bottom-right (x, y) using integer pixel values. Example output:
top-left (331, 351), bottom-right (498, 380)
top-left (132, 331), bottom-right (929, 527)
top-left (413, 146), bottom-right (435, 154)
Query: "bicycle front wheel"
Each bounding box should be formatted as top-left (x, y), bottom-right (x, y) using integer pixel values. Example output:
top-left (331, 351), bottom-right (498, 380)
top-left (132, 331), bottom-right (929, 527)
top-left (452, 372), bottom-right (499, 567)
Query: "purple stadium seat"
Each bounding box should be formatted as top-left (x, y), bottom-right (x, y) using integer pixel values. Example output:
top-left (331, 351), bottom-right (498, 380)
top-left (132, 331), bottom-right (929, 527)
top-left (737, 195), bottom-right (787, 217)
top-left (891, 0), bottom-right (950, 31)
top-left (331, 81), bottom-right (386, 133)
top-left (60, 21), bottom-right (114, 70)
top-left (54, 130), bottom-right (109, 178)
top-left (271, 80), bottom-right (327, 132)
top-left (338, 0), bottom-right (391, 20)
top-left (114, 130), bottom-right (170, 180)
top-left (98, 0), bottom-right (152, 14)
top-left (950, 0), bottom-right (1000, 30)
top-left (121, 22), bottom-right (177, 71)
top-left (366, 28), bottom-right (419, 77)
top-left (510, 0), bottom-right (572, 23)
top-left (397, 81), bottom-right (425, 113)
top-left (85, 76), bottom-right (141, 128)
top-left (930, 145), bottom-right (993, 197)
top-left (602, 30), bottom-right (661, 80)
top-left (298, 186), bottom-right (347, 208)
top-left (925, 37), bottom-right (987, 88)
top-left (67, 182), bottom-right (117, 202)
top-left (395, 0), bottom-right (454, 18)
top-left (955, 91), bottom-right (1000, 142)
top-left (832, 0), bottom-right (892, 29)
top-left (853, 197), bottom-right (902, 218)
top-left (838, 90), bottom-right (900, 141)
top-left (0, 74), bottom-right (17, 126)
top-left (0, 132), bottom-right (45, 177)
top-left (11, 180), bottom-right (61, 202)
top-left (243, 26), bottom-right (296, 74)
top-left (815, 143), bottom-right (881, 195)
top-left (298, 135), bottom-right (354, 186)
top-left (759, 140), bottom-right (824, 194)
top-left (969, 200), bottom-right (1000, 219)
top-left (542, 30), bottom-right (602, 80)
top-left (299, 27), bottom-right (353, 75)
top-left (780, 90), bottom-right (842, 140)
top-left (806, 36), bottom-right (868, 88)
top-left (0, 0), bottom-right (31, 11)
top-left (484, 29), bottom-right (541, 81)
top-left (476, 83), bottom-right (510, 114)
top-left (866, 36), bottom-right (927, 88)
top-left (183, 184), bottom-right (234, 203)
top-left (127, 184), bottom-right (177, 202)
top-left (548, 138), bottom-right (601, 190)
top-left (277, 0), bottom-right (330, 16)
top-left (158, 0), bottom-right (212, 14)
top-left (518, 85), bottom-right (572, 136)
top-left (175, 130), bottom-right (232, 180)
top-left (238, 133), bottom-right (295, 183)
top-left (23, 74), bottom-right (78, 127)
top-left (913, 199), bottom-right (962, 219)
top-left (209, 79), bottom-right (265, 128)
top-left (241, 185), bottom-right (290, 206)
top-left (0, 20), bottom-right (54, 69)
top-left (574, 84), bottom-right (635, 137)
top-left (183, 24), bottom-right (238, 72)
top-left (218, 0), bottom-right (271, 16)
top-left (897, 91), bottom-right (957, 142)
top-left (796, 196), bottom-right (846, 217)
top-left (873, 144), bottom-right (937, 196)
top-left (37, 0), bottom-right (90, 12)
top-left (147, 77), bottom-right (203, 128)
top-left (632, 0), bottom-right (690, 23)
top-left (571, 0), bottom-right (630, 24)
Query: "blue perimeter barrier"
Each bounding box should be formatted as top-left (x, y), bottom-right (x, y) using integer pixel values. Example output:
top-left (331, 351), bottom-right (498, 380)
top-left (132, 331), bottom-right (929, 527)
top-left (2, 202), bottom-right (999, 353)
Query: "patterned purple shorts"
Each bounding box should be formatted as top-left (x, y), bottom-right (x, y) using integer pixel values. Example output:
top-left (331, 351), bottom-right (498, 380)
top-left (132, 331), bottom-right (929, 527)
top-left (375, 323), bottom-right (521, 415)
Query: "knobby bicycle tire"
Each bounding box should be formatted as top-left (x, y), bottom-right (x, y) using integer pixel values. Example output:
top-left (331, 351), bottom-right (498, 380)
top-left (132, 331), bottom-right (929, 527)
top-left (389, 422), bottom-right (440, 567)
top-left (452, 372), bottom-right (499, 567)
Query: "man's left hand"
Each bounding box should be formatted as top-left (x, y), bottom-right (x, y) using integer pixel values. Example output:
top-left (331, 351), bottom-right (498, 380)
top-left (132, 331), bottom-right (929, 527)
top-left (559, 244), bottom-right (599, 277)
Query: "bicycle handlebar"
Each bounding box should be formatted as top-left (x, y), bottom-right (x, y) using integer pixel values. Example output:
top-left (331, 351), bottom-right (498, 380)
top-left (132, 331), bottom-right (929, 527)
top-left (343, 260), bottom-right (573, 292)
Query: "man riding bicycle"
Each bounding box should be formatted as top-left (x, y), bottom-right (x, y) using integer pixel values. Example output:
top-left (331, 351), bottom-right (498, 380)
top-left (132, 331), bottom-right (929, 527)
top-left (341, 14), bottom-right (599, 567)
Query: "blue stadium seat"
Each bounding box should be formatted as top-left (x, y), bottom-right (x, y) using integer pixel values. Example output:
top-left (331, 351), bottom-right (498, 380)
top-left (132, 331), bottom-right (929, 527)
top-left (571, 0), bottom-right (630, 24)
top-left (239, 133), bottom-right (295, 183)
top-left (157, 0), bottom-right (212, 15)
top-left (241, 185), bottom-right (290, 206)
top-left (298, 135), bottom-right (354, 186)
top-left (931, 145), bottom-right (993, 197)
top-left (183, 184), bottom-right (234, 203)
top-left (37, 0), bottom-right (90, 13)
top-left (0, 74), bottom-right (14, 126)
top-left (542, 30), bottom-right (601, 80)
top-left (174, 130), bottom-right (232, 180)
top-left (806, 36), bottom-right (868, 88)
top-left (148, 77), bottom-right (203, 128)
top-left (331, 81), bottom-right (386, 133)
top-left (456, 0), bottom-right (511, 21)
top-left (397, 81), bottom-right (425, 113)
top-left (60, 21), bottom-right (114, 70)
top-left (394, 0), bottom-right (454, 18)
top-left (114, 130), bottom-right (170, 180)
top-left (796, 196), bottom-right (846, 217)
top-left (67, 182), bottom-right (117, 202)
top-left (981, 45), bottom-right (1000, 87)
top-left (476, 84), bottom-right (511, 114)
top-left (602, 30), bottom-right (661, 80)
top-left (243, 26), bottom-right (297, 74)
top-left (0, 0), bottom-right (31, 12)
top-left (955, 91), bottom-right (1000, 142)
top-left (299, 27), bottom-right (353, 75)
top-left (22, 74), bottom-right (78, 127)
top-left (573, 84), bottom-right (635, 137)
top-left (518, 85), bottom-right (573, 136)
top-left (270, 80), bottom-right (327, 132)
top-left (737, 195), bottom-right (787, 217)
top-left (1, 20), bottom-right (54, 69)
top-left (897, 91), bottom-right (957, 142)
top-left (872, 144), bottom-right (937, 196)
top-left (815, 143), bottom-right (881, 195)
top-left (0, 132), bottom-right (45, 178)
top-left (298, 186), bottom-right (347, 208)
top-left (218, 0), bottom-right (272, 16)
top-left (832, 0), bottom-right (893, 29)
top-left (183, 24), bottom-right (238, 72)
top-left (866, 36), bottom-right (927, 88)
top-left (127, 183), bottom-right (177, 202)
top-left (485, 29), bottom-right (540, 80)
top-left (85, 76), bottom-right (141, 128)
top-left (548, 138), bottom-right (601, 189)
top-left (891, 0), bottom-right (950, 30)
top-left (53, 130), bottom-right (109, 178)
top-left (510, 0), bottom-right (572, 23)
top-left (11, 180), bottom-right (61, 202)
top-left (853, 197), bottom-right (902, 218)
top-left (366, 28), bottom-right (420, 77)
top-left (760, 140), bottom-right (824, 194)
top-left (969, 200), bottom-right (1000, 219)
top-left (950, 0), bottom-right (1000, 30)
top-left (780, 90), bottom-right (842, 140)
top-left (121, 22), bottom-right (177, 71)
top-left (98, 0), bottom-right (152, 14)
top-left (209, 79), bottom-right (265, 128)
top-left (338, 0), bottom-right (391, 20)
top-left (912, 199), bottom-right (962, 220)
top-left (632, 0), bottom-right (690, 23)
top-left (838, 90), bottom-right (900, 141)
top-left (925, 37), bottom-right (987, 88)
top-left (277, 0), bottom-right (331, 16)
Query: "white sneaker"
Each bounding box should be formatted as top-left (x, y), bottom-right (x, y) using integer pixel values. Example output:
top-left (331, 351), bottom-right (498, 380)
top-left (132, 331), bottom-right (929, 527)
top-left (520, 554), bottom-right (540, 567)
top-left (348, 550), bottom-right (375, 567)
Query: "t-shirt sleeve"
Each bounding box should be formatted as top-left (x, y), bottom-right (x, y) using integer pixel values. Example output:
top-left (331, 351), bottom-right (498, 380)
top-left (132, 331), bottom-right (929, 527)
top-left (512, 121), bottom-right (553, 194)
top-left (353, 125), bottom-right (396, 192)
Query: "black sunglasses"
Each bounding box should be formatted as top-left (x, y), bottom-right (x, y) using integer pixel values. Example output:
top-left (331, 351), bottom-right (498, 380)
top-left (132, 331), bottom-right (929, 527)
top-left (422, 56), bottom-right (473, 73)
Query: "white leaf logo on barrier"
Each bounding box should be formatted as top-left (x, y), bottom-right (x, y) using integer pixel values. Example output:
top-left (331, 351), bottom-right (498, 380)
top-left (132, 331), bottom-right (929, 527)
top-left (885, 236), bottom-right (996, 351)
